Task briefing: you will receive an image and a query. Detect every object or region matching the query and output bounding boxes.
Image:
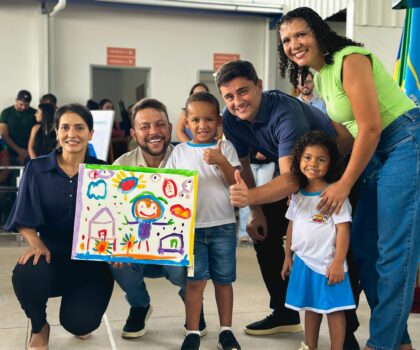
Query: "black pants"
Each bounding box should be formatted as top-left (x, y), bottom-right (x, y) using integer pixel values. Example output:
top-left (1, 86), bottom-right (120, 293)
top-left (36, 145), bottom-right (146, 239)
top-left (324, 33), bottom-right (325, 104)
top-left (12, 255), bottom-right (114, 334)
top-left (253, 198), bottom-right (299, 322)
top-left (254, 197), bottom-right (360, 333)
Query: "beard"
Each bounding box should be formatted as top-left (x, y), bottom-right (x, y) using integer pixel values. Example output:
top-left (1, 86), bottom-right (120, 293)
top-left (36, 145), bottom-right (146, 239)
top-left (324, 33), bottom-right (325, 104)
top-left (301, 87), bottom-right (313, 96)
top-left (138, 137), bottom-right (170, 157)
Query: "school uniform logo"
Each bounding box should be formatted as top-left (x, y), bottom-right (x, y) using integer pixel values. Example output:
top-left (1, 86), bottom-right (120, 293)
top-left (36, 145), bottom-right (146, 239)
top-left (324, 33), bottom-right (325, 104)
top-left (309, 212), bottom-right (329, 224)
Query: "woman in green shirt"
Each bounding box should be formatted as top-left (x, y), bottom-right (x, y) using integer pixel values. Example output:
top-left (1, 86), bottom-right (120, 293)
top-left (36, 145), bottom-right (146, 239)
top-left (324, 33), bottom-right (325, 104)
top-left (278, 7), bottom-right (419, 350)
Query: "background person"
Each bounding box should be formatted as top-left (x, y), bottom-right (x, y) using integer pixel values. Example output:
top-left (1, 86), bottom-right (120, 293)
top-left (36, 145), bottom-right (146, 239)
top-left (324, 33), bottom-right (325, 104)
top-left (5, 103), bottom-right (114, 350)
top-left (0, 90), bottom-right (36, 165)
top-left (237, 149), bottom-right (275, 245)
top-left (86, 99), bottom-right (99, 110)
top-left (0, 139), bottom-right (12, 227)
top-left (99, 98), bottom-right (114, 111)
top-left (28, 103), bottom-right (57, 159)
top-left (39, 93), bottom-right (58, 109)
top-left (277, 7), bottom-right (420, 350)
top-left (296, 71), bottom-right (326, 114)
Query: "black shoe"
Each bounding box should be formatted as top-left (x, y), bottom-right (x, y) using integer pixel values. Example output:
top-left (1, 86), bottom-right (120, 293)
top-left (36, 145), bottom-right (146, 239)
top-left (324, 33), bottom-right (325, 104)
top-left (181, 333), bottom-right (200, 350)
top-left (343, 332), bottom-right (360, 350)
top-left (217, 330), bottom-right (241, 350)
top-left (183, 306), bottom-right (207, 336)
top-left (121, 305), bottom-right (153, 339)
top-left (244, 313), bottom-right (302, 335)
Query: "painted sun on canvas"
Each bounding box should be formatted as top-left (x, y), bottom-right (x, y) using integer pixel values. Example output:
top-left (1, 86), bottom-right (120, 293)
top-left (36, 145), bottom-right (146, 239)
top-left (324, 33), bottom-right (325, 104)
top-left (72, 164), bottom-right (198, 267)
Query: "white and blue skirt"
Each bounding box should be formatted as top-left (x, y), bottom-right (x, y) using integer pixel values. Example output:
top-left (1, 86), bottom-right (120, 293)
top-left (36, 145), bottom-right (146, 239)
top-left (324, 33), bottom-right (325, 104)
top-left (285, 254), bottom-right (356, 314)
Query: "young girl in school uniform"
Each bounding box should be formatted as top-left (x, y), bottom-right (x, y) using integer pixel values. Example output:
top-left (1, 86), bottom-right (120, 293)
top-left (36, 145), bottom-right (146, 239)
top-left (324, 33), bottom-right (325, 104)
top-left (281, 131), bottom-right (355, 350)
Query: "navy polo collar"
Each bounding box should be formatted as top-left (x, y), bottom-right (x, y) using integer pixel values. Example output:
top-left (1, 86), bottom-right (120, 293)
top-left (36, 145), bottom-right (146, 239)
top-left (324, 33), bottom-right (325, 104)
top-left (42, 149), bottom-right (60, 172)
top-left (251, 93), bottom-right (270, 125)
top-left (41, 148), bottom-right (96, 173)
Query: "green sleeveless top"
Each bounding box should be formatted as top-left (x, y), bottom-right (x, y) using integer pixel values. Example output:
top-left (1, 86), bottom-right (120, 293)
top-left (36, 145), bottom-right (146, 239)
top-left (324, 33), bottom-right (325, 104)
top-left (314, 46), bottom-right (415, 137)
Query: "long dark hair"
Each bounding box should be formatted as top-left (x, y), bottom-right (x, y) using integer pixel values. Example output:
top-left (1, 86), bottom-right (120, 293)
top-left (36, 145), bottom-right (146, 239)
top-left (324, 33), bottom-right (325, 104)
top-left (277, 7), bottom-right (363, 87)
top-left (55, 103), bottom-right (94, 131)
top-left (38, 103), bottom-right (56, 135)
top-left (291, 131), bottom-right (341, 188)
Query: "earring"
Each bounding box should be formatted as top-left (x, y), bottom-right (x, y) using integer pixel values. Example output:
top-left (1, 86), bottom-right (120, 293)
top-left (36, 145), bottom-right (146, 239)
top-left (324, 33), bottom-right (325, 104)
top-left (323, 50), bottom-right (330, 56)
top-left (287, 61), bottom-right (293, 71)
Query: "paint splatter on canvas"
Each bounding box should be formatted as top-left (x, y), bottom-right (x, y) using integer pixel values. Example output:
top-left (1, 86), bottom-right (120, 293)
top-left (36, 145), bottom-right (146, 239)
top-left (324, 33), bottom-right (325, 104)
top-left (72, 164), bottom-right (198, 266)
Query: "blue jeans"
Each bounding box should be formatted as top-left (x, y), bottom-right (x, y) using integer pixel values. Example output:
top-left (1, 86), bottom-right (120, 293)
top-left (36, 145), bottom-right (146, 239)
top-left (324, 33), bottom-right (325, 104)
top-left (238, 162), bottom-right (275, 239)
top-left (110, 264), bottom-right (186, 307)
top-left (190, 223), bottom-right (237, 284)
top-left (351, 108), bottom-right (420, 350)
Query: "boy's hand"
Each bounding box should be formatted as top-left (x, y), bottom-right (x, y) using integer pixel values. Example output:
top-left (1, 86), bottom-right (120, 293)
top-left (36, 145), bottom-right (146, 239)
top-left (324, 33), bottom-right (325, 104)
top-left (281, 256), bottom-right (293, 280)
top-left (203, 139), bottom-right (224, 165)
top-left (326, 259), bottom-right (345, 285)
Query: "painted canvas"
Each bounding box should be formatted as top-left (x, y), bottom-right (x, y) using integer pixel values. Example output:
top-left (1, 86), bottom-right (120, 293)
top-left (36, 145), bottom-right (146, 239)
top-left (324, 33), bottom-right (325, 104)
top-left (72, 164), bottom-right (198, 267)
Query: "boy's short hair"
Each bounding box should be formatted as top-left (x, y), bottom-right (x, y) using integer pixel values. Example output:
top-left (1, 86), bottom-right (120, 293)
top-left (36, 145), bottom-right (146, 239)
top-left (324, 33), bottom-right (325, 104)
top-left (131, 98), bottom-right (169, 125)
top-left (185, 92), bottom-right (220, 117)
top-left (215, 60), bottom-right (259, 88)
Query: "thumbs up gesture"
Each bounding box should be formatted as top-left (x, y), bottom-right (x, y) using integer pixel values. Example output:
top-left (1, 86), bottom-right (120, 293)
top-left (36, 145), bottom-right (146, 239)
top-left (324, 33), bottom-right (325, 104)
top-left (203, 139), bottom-right (224, 165)
top-left (229, 169), bottom-right (249, 208)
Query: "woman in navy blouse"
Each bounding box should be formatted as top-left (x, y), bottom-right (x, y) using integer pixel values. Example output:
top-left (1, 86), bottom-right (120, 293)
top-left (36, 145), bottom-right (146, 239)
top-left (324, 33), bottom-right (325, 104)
top-left (6, 104), bottom-right (114, 350)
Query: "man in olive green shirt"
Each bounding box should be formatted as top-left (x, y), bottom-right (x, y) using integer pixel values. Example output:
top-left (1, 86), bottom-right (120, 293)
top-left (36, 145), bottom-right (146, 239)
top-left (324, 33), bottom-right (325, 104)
top-left (0, 90), bottom-right (36, 165)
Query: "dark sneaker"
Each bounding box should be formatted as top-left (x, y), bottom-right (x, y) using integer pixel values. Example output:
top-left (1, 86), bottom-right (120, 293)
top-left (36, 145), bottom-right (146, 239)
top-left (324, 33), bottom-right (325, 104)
top-left (217, 330), bottom-right (241, 350)
top-left (181, 333), bottom-right (200, 350)
top-left (121, 305), bottom-right (153, 339)
top-left (244, 313), bottom-right (302, 335)
top-left (183, 306), bottom-right (207, 336)
top-left (343, 332), bottom-right (360, 350)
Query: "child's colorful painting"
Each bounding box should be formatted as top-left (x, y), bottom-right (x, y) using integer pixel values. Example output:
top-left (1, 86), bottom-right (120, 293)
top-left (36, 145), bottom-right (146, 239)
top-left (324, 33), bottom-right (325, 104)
top-left (72, 164), bottom-right (198, 266)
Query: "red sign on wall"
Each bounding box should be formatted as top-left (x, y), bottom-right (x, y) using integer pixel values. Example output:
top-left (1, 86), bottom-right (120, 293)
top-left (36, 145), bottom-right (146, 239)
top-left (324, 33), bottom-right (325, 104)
top-left (213, 53), bottom-right (240, 71)
top-left (107, 47), bottom-right (136, 66)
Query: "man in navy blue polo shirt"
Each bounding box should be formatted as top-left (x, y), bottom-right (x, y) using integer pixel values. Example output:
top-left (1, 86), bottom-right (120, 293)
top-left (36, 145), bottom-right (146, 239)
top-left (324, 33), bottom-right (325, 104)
top-left (215, 60), bottom-right (357, 344)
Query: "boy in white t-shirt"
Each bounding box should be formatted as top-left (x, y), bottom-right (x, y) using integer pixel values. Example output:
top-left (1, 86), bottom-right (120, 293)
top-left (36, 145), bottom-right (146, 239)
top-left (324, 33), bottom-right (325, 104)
top-left (166, 92), bottom-right (241, 350)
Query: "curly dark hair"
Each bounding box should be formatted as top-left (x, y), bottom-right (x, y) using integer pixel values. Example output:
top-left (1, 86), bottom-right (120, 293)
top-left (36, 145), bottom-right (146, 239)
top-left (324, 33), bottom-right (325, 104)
top-left (291, 131), bottom-right (341, 188)
top-left (277, 7), bottom-right (363, 88)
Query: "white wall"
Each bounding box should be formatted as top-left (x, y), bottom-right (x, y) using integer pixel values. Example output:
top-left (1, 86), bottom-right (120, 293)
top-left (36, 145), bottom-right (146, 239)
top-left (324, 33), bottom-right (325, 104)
top-left (92, 68), bottom-right (123, 109)
top-left (353, 26), bottom-right (403, 75)
top-left (353, 0), bottom-right (404, 74)
top-left (91, 67), bottom-right (149, 120)
top-left (49, 3), bottom-right (267, 140)
top-left (0, 1), bottom-right (42, 110)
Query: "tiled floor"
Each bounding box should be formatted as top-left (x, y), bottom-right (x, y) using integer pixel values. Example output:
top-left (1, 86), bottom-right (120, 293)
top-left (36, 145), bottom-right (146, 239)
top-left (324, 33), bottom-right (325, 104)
top-left (0, 233), bottom-right (419, 350)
